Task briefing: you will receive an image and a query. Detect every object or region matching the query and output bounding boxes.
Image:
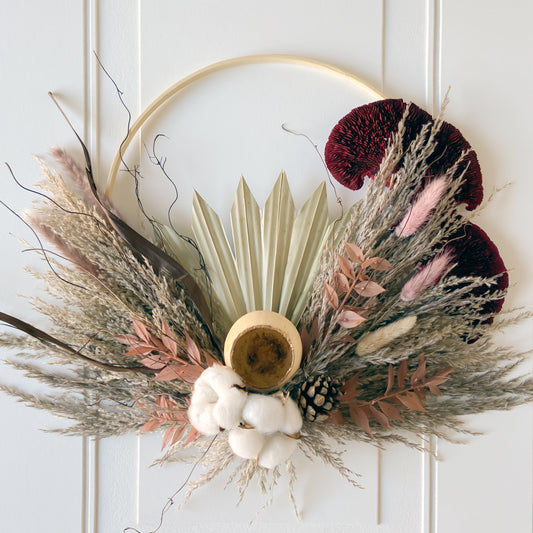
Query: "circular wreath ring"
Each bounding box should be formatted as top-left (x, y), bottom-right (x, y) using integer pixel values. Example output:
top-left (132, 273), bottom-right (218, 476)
top-left (104, 54), bottom-right (385, 198)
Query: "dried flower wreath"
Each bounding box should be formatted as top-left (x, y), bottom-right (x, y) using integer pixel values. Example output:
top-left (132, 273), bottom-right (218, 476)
top-left (1, 56), bottom-right (531, 523)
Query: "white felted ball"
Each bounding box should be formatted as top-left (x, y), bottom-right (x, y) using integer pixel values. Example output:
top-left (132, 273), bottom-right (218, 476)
top-left (242, 394), bottom-right (285, 434)
top-left (201, 365), bottom-right (244, 396)
top-left (213, 387), bottom-right (247, 430)
top-left (257, 433), bottom-right (298, 469)
top-left (187, 400), bottom-right (220, 436)
top-left (281, 397), bottom-right (303, 435)
top-left (228, 428), bottom-right (265, 459)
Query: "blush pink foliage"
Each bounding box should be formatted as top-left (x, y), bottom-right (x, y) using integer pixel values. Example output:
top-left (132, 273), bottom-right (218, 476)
top-left (395, 176), bottom-right (449, 237)
top-left (400, 249), bottom-right (453, 302)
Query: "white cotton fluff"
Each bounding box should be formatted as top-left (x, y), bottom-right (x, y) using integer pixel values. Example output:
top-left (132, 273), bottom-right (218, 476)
top-left (242, 394), bottom-right (285, 434)
top-left (280, 397), bottom-right (303, 435)
top-left (201, 365), bottom-right (244, 396)
top-left (213, 387), bottom-right (247, 430)
top-left (191, 379), bottom-right (218, 405)
top-left (257, 433), bottom-right (298, 469)
top-left (187, 401), bottom-right (220, 436)
top-left (228, 428), bottom-right (265, 460)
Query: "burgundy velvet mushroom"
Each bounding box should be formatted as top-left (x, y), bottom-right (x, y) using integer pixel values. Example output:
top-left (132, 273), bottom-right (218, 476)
top-left (448, 222), bottom-right (508, 320)
top-left (325, 99), bottom-right (483, 210)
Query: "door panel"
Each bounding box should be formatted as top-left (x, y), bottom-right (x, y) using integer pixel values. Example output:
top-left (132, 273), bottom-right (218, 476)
top-left (1, 2), bottom-right (531, 532)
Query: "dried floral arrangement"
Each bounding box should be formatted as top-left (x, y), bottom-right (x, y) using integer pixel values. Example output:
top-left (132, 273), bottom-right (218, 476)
top-left (1, 76), bottom-right (532, 522)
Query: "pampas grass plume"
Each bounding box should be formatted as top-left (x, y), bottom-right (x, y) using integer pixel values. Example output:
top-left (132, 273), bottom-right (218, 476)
top-left (400, 250), bottom-right (453, 302)
top-left (395, 176), bottom-right (449, 237)
top-left (356, 315), bottom-right (417, 356)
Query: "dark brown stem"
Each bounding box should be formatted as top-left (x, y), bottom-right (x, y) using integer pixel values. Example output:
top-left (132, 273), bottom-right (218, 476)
top-left (0, 311), bottom-right (152, 375)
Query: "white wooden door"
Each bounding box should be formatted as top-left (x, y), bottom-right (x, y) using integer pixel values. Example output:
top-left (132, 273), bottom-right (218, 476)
top-left (1, 2), bottom-right (532, 532)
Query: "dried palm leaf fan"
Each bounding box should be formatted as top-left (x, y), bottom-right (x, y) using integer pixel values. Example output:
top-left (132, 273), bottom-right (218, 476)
top-left (0, 54), bottom-right (531, 519)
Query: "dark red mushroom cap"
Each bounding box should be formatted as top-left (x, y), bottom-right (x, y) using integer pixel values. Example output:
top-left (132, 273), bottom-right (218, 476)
top-left (325, 99), bottom-right (483, 210)
top-left (448, 222), bottom-right (508, 320)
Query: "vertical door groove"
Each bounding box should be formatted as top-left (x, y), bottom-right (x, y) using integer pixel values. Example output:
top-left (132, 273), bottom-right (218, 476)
top-left (82, 0), bottom-right (100, 531)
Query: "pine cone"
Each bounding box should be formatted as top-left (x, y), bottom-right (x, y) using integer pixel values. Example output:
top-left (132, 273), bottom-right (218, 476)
top-left (296, 376), bottom-right (342, 422)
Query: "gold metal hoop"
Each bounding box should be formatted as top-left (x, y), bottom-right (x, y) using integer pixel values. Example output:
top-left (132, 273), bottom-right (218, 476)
top-left (105, 54), bottom-right (385, 198)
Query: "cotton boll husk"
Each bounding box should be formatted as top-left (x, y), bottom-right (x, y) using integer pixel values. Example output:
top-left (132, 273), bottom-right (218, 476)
top-left (281, 397), bottom-right (303, 435)
top-left (201, 365), bottom-right (244, 396)
top-left (257, 433), bottom-right (298, 469)
top-left (228, 428), bottom-right (265, 459)
top-left (188, 401), bottom-right (220, 436)
top-left (242, 394), bottom-right (285, 434)
top-left (213, 387), bottom-right (247, 430)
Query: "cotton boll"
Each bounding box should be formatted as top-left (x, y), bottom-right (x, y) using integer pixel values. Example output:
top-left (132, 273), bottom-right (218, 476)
top-left (242, 394), bottom-right (285, 434)
top-left (228, 428), bottom-right (265, 459)
top-left (201, 365), bottom-right (244, 396)
top-left (281, 397), bottom-right (303, 435)
top-left (257, 433), bottom-right (298, 469)
top-left (191, 379), bottom-right (218, 405)
top-left (213, 387), bottom-right (247, 430)
top-left (188, 400), bottom-right (220, 436)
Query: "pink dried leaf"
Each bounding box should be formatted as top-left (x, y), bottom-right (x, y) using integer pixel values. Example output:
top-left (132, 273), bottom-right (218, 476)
top-left (428, 384), bottom-right (442, 396)
top-left (325, 410), bottom-right (345, 425)
top-left (354, 280), bottom-right (386, 297)
top-left (367, 404), bottom-right (391, 430)
top-left (201, 351), bottom-right (219, 368)
top-left (185, 426), bottom-right (201, 446)
top-left (124, 344), bottom-right (157, 357)
top-left (185, 332), bottom-right (203, 366)
top-left (377, 400), bottom-right (402, 421)
top-left (162, 423), bottom-right (178, 450)
top-left (385, 364), bottom-right (395, 396)
top-left (338, 255), bottom-right (355, 279)
top-left (363, 257), bottom-right (392, 271)
top-left (341, 372), bottom-right (361, 395)
top-left (179, 365), bottom-right (204, 383)
top-left (161, 320), bottom-right (179, 356)
top-left (171, 424), bottom-right (187, 446)
top-left (345, 242), bottom-right (364, 263)
top-left (337, 310), bottom-right (367, 329)
top-left (156, 395), bottom-right (168, 409)
top-left (397, 391), bottom-right (427, 412)
top-left (397, 359), bottom-right (408, 387)
top-left (132, 318), bottom-right (152, 344)
top-left (301, 326), bottom-right (311, 357)
top-left (410, 356), bottom-right (427, 386)
top-left (139, 354), bottom-right (168, 370)
top-left (395, 176), bottom-right (449, 237)
top-left (323, 281), bottom-right (340, 309)
top-left (426, 370), bottom-right (452, 387)
top-left (154, 364), bottom-right (203, 383)
top-left (140, 418), bottom-right (163, 433)
top-left (400, 250), bottom-right (453, 302)
top-left (153, 365), bottom-right (186, 382)
top-left (349, 405), bottom-right (372, 435)
top-left (334, 272), bottom-right (351, 293)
